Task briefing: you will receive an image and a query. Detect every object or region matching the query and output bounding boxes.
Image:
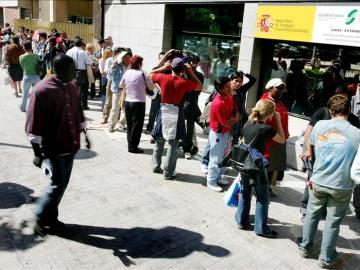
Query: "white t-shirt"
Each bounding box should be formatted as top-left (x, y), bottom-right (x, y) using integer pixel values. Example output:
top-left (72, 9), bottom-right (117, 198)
top-left (66, 46), bottom-right (92, 70)
top-left (120, 69), bottom-right (154, 103)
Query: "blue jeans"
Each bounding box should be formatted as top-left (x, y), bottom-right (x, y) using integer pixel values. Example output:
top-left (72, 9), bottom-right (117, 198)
top-left (152, 137), bottom-right (179, 178)
top-left (35, 153), bottom-right (75, 225)
top-left (20, 74), bottom-right (40, 112)
top-left (235, 169), bottom-right (271, 235)
top-left (206, 130), bottom-right (229, 184)
top-left (101, 77), bottom-right (107, 110)
top-left (201, 138), bottom-right (210, 166)
top-left (299, 183), bottom-right (352, 264)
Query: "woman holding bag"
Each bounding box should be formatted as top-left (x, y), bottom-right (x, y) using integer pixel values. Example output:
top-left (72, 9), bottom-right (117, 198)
top-left (120, 55), bottom-right (154, 153)
top-left (235, 99), bottom-right (285, 238)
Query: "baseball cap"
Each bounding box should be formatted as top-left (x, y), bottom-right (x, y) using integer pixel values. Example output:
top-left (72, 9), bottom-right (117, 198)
top-left (171, 57), bottom-right (185, 71)
top-left (265, 78), bottom-right (285, 90)
top-left (116, 51), bottom-right (129, 64)
top-left (214, 75), bottom-right (232, 91)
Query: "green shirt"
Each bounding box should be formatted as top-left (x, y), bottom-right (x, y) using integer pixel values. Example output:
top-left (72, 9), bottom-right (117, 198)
top-left (19, 53), bottom-right (39, 75)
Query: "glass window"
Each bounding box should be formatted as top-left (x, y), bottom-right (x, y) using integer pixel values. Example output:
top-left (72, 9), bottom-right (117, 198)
top-left (270, 41), bottom-right (360, 117)
top-left (172, 5), bottom-right (244, 93)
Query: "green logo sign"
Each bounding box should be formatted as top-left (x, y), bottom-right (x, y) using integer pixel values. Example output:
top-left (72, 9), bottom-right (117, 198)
top-left (345, 9), bottom-right (358, 25)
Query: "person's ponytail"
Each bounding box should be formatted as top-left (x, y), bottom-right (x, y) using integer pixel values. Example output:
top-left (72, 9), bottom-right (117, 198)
top-left (249, 99), bottom-right (275, 123)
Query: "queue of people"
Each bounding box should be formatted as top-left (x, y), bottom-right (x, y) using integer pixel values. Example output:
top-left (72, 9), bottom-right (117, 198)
top-left (2, 22), bottom-right (357, 270)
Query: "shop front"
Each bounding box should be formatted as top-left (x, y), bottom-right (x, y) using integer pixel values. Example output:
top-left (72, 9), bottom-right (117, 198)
top-left (252, 4), bottom-right (360, 169)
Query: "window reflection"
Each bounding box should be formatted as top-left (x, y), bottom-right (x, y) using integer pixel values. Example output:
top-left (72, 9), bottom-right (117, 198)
top-left (176, 34), bottom-right (240, 92)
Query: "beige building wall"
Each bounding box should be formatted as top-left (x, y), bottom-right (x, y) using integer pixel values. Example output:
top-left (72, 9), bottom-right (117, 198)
top-left (104, 4), bottom-right (167, 71)
top-left (4, 7), bottom-right (19, 25)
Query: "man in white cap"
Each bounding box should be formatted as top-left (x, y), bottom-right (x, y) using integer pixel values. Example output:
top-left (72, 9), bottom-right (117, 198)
top-left (108, 50), bottom-right (130, 132)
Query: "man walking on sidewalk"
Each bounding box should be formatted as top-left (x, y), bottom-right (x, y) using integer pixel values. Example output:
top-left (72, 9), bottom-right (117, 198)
top-left (26, 54), bottom-right (86, 235)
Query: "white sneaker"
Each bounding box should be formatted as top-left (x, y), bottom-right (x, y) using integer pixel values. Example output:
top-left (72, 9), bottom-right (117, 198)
top-left (207, 182), bottom-right (222, 192)
top-left (218, 177), bottom-right (230, 185)
top-left (200, 164), bottom-right (208, 174)
top-left (184, 152), bottom-right (191, 160)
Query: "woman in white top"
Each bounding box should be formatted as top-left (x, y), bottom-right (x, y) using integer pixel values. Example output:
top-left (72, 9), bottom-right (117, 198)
top-left (98, 49), bottom-right (112, 110)
top-left (120, 55), bottom-right (154, 153)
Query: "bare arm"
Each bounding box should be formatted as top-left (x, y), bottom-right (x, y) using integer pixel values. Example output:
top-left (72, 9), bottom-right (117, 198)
top-left (185, 63), bottom-right (202, 91)
top-left (299, 125), bottom-right (314, 160)
top-left (272, 112), bottom-right (285, 143)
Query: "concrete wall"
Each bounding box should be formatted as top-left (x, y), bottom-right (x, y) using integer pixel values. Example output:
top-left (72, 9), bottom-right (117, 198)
top-left (4, 7), bottom-right (19, 25)
top-left (38, 0), bottom-right (50, 21)
top-left (104, 4), bottom-right (167, 71)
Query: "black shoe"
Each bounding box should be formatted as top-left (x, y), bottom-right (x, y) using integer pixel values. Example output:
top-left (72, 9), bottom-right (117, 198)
top-left (150, 138), bottom-right (155, 144)
top-left (128, 148), bottom-right (144, 154)
top-left (257, 230), bottom-right (277, 238)
top-left (83, 106), bottom-right (90, 110)
top-left (190, 146), bottom-right (199, 155)
top-left (238, 223), bottom-right (252, 231)
top-left (34, 220), bottom-right (66, 236)
top-left (153, 167), bottom-right (164, 174)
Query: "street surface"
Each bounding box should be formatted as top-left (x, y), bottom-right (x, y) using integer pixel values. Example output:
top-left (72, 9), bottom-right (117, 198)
top-left (0, 70), bottom-right (359, 269)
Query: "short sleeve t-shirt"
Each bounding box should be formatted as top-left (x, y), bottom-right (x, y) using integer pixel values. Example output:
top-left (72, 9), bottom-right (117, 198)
top-left (152, 73), bottom-right (198, 105)
top-left (120, 70), bottom-right (153, 103)
top-left (242, 120), bottom-right (276, 154)
top-left (19, 53), bottom-right (39, 75)
top-left (310, 118), bottom-right (360, 190)
top-left (210, 93), bottom-right (234, 134)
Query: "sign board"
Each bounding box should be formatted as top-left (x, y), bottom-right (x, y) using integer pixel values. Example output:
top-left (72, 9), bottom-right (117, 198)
top-left (255, 5), bottom-right (360, 47)
top-left (255, 6), bottom-right (316, 42)
top-left (312, 6), bottom-right (360, 47)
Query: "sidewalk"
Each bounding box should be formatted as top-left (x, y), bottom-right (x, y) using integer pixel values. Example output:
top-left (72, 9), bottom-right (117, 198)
top-left (0, 70), bottom-right (359, 270)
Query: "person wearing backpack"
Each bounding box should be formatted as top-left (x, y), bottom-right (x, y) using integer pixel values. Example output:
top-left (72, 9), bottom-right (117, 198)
top-left (19, 41), bottom-right (40, 112)
top-left (235, 99), bottom-right (285, 238)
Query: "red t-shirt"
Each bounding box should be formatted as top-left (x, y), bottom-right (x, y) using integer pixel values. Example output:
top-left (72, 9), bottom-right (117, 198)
top-left (210, 93), bottom-right (234, 134)
top-left (152, 73), bottom-right (198, 105)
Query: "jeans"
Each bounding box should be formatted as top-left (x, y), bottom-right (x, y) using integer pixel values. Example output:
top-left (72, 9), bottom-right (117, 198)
top-left (206, 130), bottom-right (230, 184)
top-left (146, 92), bottom-right (161, 131)
top-left (20, 74), bottom-right (40, 112)
top-left (152, 137), bottom-right (179, 178)
top-left (235, 169), bottom-right (271, 235)
top-left (299, 183), bottom-right (352, 264)
top-left (353, 185), bottom-right (360, 213)
top-left (201, 138), bottom-right (211, 166)
top-left (125, 101), bottom-right (145, 151)
top-left (35, 153), bottom-right (75, 225)
top-left (101, 77), bottom-right (108, 110)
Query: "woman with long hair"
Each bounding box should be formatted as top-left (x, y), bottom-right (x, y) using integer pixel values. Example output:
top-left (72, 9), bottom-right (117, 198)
top-left (120, 55), bottom-right (154, 153)
top-left (5, 36), bottom-right (25, 97)
top-left (98, 49), bottom-right (112, 110)
top-left (235, 99), bottom-right (285, 238)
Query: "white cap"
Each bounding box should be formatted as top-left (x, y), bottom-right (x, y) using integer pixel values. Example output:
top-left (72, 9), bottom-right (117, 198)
top-left (265, 78), bottom-right (285, 90)
top-left (116, 51), bottom-right (129, 64)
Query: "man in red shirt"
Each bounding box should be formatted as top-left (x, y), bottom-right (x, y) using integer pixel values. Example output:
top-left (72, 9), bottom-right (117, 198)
top-left (207, 75), bottom-right (239, 192)
top-left (150, 57), bottom-right (202, 180)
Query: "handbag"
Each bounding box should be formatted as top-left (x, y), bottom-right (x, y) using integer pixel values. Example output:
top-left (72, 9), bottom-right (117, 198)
top-left (230, 137), bottom-right (269, 176)
top-left (142, 72), bottom-right (153, 96)
top-left (224, 175), bottom-right (240, 207)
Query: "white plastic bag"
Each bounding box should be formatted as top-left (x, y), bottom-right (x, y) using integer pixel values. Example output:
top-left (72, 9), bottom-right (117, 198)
top-left (161, 103), bottom-right (179, 140)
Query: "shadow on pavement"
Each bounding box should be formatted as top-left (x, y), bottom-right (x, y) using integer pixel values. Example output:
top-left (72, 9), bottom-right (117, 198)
top-left (0, 182), bottom-right (36, 209)
top-left (175, 173), bottom-right (206, 186)
top-left (55, 224), bottom-right (230, 266)
top-left (270, 186), bottom-right (304, 208)
top-left (0, 219), bottom-right (44, 251)
top-left (75, 149), bottom-right (97, 160)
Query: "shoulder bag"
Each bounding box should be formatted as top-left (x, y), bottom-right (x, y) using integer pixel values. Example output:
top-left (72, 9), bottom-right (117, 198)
top-left (142, 71), bottom-right (154, 96)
